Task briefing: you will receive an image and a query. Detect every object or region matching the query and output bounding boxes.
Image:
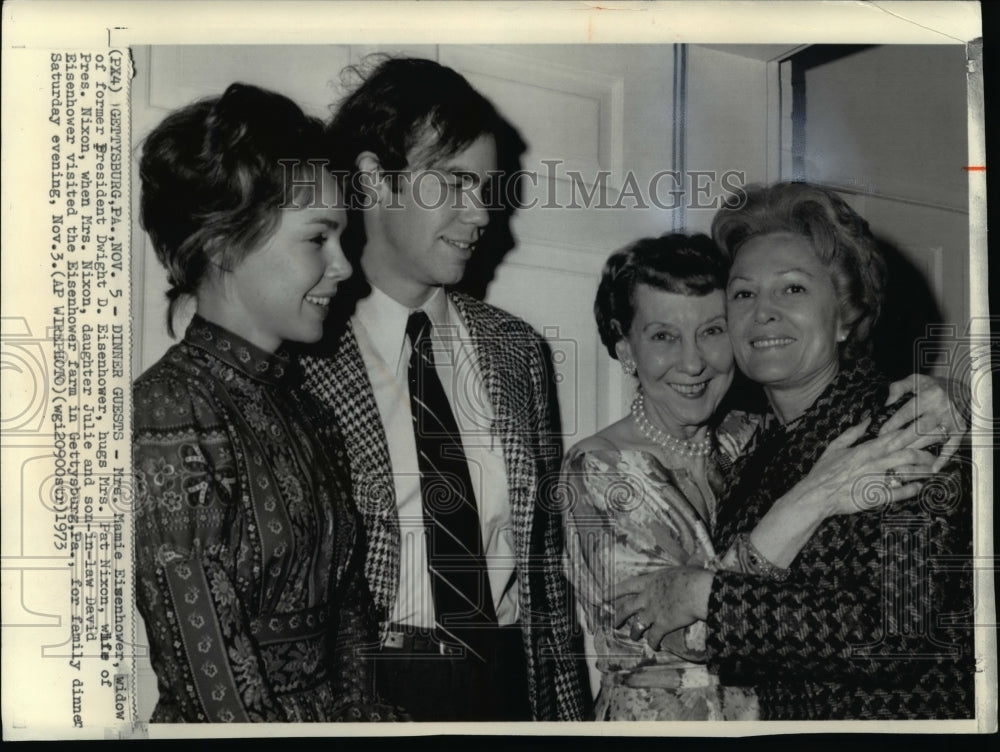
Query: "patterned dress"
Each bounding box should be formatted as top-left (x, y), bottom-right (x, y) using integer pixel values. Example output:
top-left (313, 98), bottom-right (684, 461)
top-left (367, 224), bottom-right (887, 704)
top-left (707, 358), bottom-right (975, 720)
top-left (562, 413), bottom-right (759, 721)
top-left (133, 317), bottom-right (397, 722)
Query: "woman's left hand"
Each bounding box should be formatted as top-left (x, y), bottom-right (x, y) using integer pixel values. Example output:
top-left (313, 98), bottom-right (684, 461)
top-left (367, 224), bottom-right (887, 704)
top-left (612, 566), bottom-right (714, 649)
top-left (882, 374), bottom-right (967, 470)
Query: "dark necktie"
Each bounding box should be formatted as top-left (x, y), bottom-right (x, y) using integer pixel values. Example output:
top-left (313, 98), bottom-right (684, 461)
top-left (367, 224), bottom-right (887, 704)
top-left (406, 311), bottom-right (497, 658)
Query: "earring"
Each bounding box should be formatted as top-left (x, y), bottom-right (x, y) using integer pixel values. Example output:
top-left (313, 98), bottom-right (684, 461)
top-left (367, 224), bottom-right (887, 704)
top-left (620, 357), bottom-right (637, 377)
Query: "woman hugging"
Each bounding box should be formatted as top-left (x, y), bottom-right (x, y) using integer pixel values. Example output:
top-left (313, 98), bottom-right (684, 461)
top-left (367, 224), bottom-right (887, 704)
top-left (563, 182), bottom-right (972, 721)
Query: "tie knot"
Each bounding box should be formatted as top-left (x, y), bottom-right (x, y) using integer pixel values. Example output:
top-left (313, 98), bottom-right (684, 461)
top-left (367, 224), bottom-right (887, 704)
top-left (406, 310), bottom-right (432, 346)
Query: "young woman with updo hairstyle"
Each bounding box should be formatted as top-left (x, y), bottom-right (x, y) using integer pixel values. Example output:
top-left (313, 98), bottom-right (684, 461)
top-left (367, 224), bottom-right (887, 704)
top-left (133, 83), bottom-right (402, 722)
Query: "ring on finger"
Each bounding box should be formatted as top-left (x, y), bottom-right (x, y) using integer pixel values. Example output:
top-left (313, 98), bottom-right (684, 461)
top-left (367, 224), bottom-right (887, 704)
top-left (885, 467), bottom-right (903, 489)
top-left (936, 423), bottom-right (950, 437)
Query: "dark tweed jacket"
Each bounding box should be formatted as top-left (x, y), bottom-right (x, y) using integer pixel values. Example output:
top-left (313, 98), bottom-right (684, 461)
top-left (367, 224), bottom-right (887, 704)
top-left (300, 291), bottom-right (591, 721)
top-left (707, 358), bottom-right (975, 720)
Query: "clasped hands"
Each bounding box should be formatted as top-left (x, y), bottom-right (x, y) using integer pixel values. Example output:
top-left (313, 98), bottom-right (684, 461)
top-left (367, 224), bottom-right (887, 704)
top-left (613, 566), bottom-right (713, 650)
top-left (812, 376), bottom-right (967, 513)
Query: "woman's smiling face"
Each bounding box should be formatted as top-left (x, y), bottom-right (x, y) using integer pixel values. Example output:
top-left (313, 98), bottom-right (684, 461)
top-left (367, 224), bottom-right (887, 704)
top-left (618, 284), bottom-right (735, 437)
top-left (211, 171), bottom-right (351, 352)
top-left (726, 231), bottom-right (847, 399)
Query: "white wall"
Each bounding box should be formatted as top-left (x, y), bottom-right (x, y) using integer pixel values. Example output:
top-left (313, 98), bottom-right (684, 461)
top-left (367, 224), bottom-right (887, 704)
top-left (684, 45), bottom-right (773, 233)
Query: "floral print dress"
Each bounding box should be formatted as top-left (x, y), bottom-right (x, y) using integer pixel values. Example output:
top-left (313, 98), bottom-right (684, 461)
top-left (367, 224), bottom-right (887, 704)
top-left (562, 413), bottom-right (759, 721)
top-left (133, 317), bottom-right (396, 722)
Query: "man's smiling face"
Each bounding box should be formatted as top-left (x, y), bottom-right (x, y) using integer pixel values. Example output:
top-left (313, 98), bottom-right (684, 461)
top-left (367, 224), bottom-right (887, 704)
top-left (361, 133), bottom-right (497, 308)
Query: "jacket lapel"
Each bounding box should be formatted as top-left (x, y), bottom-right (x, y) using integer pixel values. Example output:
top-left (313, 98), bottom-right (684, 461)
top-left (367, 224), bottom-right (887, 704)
top-left (302, 324), bottom-right (400, 621)
top-left (451, 293), bottom-right (535, 572)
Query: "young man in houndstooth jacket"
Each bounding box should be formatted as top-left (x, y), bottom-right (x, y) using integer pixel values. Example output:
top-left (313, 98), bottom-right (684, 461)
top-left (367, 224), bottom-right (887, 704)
top-left (299, 57), bottom-right (592, 721)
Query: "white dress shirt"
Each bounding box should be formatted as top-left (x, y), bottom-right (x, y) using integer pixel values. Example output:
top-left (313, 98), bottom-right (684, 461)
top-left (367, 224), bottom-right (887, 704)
top-left (353, 285), bottom-right (518, 628)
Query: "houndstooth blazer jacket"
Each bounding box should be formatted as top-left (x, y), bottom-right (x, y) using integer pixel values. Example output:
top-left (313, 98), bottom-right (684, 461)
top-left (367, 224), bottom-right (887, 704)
top-left (300, 291), bottom-right (591, 721)
top-left (707, 358), bottom-right (974, 719)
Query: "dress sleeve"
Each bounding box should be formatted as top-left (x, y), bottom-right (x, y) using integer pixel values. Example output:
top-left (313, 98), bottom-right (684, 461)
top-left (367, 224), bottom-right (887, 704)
top-left (133, 375), bottom-right (285, 722)
top-left (715, 410), bottom-right (761, 465)
top-left (706, 460), bottom-right (973, 686)
top-left (562, 449), bottom-right (715, 633)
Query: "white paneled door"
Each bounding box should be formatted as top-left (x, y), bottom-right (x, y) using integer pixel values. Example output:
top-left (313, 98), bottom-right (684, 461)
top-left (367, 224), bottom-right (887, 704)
top-left (776, 45), bottom-right (970, 379)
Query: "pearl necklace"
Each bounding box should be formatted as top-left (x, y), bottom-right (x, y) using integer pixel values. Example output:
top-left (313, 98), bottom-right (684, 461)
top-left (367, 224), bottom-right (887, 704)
top-left (631, 393), bottom-right (713, 457)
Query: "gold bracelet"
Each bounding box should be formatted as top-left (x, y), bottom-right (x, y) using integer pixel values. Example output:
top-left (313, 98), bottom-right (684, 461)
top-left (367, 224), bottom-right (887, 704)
top-left (734, 532), bottom-right (790, 582)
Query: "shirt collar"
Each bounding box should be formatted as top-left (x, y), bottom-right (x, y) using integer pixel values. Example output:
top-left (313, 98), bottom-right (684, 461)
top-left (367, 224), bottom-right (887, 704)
top-left (354, 284), bottom-right (451, 370)
top-left (184, 314), bottom-right (301, 386)
top-left (419, 285), bottom-right (450, 329)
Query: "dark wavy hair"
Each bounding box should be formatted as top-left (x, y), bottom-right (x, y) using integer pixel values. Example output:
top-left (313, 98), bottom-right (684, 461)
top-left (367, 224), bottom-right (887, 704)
top-left (595, 233), bottom-right (730, 359)
top-left (711, 181), bottom-right (887, 361)
top-left (319, 56), bottom-right (506, 311)
top-left (139, 82), bottom-right (330, 336)
top-left (328, 55), bottom-right (502, 179)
